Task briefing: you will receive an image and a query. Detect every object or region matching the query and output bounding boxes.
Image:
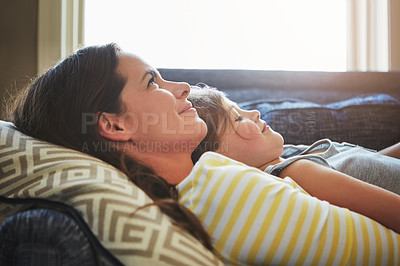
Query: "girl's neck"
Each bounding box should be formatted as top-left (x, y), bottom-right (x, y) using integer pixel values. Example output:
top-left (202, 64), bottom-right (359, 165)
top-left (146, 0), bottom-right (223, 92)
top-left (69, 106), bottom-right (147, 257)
top-left (258, 157), bottom-right (284, 171)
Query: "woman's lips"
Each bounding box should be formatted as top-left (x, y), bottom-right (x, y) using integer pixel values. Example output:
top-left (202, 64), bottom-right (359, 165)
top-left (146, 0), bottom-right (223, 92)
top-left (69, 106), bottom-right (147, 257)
top-left (179, 103), bottom-right (196, 115)
top-left (180, 107), bottom-right (196, 114)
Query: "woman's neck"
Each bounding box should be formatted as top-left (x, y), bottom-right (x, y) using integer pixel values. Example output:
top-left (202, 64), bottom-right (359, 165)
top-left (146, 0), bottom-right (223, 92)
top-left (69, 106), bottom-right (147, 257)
top-left (129, 150), bottom-right (194, 185)
top-left (152, 153), bottom-right (194, 185)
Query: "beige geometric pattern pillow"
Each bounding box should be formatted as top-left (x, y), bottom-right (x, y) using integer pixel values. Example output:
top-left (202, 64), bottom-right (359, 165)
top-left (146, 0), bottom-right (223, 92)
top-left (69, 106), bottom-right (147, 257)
top-left (0, 121), bottom-right (223, 265)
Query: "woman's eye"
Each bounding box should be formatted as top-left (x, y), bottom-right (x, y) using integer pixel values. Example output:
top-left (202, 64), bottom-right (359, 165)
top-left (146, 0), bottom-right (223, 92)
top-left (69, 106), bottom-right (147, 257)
top-left (147, 76), bottom-right (155, 87)
top-left (235, 115), bottom-right (244, 122)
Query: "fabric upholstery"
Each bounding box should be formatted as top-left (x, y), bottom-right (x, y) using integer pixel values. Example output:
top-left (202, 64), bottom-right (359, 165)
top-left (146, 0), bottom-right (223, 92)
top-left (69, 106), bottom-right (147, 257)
top-left (0, 209), bottom-right (95, 266)
top-left (0, 121), bottom-right (222, 265)
top-left (239, 93), bottom-right (400, 150)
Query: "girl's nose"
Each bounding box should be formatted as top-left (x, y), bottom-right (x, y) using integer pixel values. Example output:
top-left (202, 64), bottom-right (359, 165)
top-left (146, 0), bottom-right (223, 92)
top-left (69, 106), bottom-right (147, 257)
top-left (249, 109), bottom-right (260, 122)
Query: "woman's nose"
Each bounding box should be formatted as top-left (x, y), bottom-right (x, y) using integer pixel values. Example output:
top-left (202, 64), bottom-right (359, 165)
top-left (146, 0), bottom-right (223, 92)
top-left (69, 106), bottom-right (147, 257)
top-left (166, 81), bottom-right (191, 99)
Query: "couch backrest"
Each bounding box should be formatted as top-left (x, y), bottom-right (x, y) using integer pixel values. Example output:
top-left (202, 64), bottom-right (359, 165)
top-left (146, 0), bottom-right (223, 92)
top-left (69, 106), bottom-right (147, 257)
top-left (159, 69), bottom-right (400, 93)
top-left (0, 121), bottom-right (222, 265)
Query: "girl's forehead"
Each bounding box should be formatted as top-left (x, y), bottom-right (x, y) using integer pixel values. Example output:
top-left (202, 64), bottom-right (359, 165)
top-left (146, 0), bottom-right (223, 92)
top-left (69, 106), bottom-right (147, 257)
top-left (226, 100), bottom-right (241, 112)
top-left (227, 103), bottom-right (242, 118)
top-left (226, 99), bottom-right (237, 108)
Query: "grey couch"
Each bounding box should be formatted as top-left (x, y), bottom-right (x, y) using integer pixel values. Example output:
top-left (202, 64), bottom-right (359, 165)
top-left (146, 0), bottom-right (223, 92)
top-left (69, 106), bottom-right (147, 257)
top-left (1, 70), bottom-right (399, 265)
top-left (160, 69), bottom-right (400, 150)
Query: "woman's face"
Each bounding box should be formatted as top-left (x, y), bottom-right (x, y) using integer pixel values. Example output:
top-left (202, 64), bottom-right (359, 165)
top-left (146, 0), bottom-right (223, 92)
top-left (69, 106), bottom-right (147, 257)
top-left (216, 100), bottom-right (284, 168)
top-left (116, 53), bottom-right (207, 153)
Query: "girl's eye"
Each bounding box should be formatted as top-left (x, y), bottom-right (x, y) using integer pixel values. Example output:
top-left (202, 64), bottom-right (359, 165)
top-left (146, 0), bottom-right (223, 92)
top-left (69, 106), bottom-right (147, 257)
top-left (235, 115), bottom-right (244, 122)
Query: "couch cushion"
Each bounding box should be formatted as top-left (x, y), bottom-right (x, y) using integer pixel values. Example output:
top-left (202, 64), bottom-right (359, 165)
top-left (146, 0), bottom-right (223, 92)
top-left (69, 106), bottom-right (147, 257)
top-left (0, 121), bottom-right (222, 265)
top-left (240, 93), bottom-right (400, 150)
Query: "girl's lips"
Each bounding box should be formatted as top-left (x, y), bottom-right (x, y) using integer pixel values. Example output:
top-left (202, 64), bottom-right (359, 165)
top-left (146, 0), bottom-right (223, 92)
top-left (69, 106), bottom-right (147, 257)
top-left (262, 122), bottom-right (269, 133)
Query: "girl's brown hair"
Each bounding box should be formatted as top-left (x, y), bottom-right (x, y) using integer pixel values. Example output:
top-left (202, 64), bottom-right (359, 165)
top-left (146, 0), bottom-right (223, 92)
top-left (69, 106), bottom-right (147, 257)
top-left (188, 86), bottom-right (232, 163)
top-left (9, 44), bottom-right (213, 251)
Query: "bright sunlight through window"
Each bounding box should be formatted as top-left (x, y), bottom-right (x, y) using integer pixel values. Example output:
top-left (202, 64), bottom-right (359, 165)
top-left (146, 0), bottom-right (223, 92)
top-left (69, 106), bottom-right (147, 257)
top-left (85, 0), bottom-right (346, 71)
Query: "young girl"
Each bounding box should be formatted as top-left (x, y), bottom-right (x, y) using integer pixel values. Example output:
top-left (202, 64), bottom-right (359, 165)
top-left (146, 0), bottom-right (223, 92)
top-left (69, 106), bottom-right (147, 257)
top-left (188, 85), bottom-right (400, 222)
top-left (185, 86), bottom-right (400, 263)
top-left (189, 86), bottom-right (400, 193)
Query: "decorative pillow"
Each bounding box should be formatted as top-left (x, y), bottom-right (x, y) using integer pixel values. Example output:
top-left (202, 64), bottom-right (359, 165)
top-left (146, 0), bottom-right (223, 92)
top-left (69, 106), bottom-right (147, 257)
top-left (240, 94), bottom-right (400, 151)
top-left (0, 121), bottom-right (222, 265)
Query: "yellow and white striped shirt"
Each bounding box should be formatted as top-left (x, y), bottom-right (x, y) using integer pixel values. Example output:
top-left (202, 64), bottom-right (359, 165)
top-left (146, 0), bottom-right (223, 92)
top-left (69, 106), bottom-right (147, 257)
top-left (177, 152), bottom-right (400, 265)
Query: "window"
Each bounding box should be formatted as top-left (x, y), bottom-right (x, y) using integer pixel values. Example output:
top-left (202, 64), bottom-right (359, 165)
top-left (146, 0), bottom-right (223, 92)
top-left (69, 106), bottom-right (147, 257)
top-left (39, 0), bottom-right (397, 73)
top-left (84, 0), bottom-right (347, 71)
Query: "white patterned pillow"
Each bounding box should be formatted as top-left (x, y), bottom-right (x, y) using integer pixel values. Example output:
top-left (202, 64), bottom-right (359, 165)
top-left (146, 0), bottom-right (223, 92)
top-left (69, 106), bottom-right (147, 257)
top-left (0, 121), bottom-right (222, 265)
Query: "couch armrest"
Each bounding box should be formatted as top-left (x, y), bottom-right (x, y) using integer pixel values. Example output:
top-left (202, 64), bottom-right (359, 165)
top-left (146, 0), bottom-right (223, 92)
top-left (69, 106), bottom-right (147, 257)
top-left (0, 209), bottom-right (97, 265)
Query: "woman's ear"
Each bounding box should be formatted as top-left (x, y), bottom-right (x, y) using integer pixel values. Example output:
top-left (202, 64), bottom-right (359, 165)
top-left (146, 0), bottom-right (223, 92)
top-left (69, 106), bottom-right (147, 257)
top-left (97, 112), bottom-right (132, 142)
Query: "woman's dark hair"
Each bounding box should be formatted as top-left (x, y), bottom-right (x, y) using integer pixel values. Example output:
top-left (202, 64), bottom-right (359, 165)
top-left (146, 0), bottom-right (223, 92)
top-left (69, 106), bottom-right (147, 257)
top-left (10, 43), bottom-right (213, 251)
top-left (188, 86), bottom-right (231, 163)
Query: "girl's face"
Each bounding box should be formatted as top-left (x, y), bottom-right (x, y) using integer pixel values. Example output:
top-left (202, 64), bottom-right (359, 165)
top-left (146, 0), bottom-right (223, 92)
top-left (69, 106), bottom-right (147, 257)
top-left (216, 100), bottom-right (284, 168)
top-left (116, 53), bottom-right (207, 153)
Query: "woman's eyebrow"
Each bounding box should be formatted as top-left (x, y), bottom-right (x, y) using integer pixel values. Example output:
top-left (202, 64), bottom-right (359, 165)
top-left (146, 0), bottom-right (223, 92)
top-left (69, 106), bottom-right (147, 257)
top-left (141, 70), bottom-right (152, 83)
top-left (140, 69), bottom-right (158, 83)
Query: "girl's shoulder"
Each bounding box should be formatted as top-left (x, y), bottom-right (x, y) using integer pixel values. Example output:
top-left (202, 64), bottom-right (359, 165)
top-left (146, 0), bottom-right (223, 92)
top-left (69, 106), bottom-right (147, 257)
top-left (195, 151), bottom-right (264, 175)
top-left (188, 151), bottom-right (297, 189)
top-left (197, 151), bottom-right (239, 163)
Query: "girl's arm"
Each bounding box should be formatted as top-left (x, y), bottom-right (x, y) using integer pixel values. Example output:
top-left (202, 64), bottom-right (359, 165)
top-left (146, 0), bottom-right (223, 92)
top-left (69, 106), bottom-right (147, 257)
top-left (379, 142), bottom-right (400, 159)
top-left (281, 159), bottom-right (400, 234)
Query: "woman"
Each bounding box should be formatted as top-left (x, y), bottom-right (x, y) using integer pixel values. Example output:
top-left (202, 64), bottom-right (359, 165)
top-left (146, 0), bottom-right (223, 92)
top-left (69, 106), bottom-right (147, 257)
top-left (10, 43), bottom-right (213, 251)
top-left (11, 44), bottom-right (400, 265)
